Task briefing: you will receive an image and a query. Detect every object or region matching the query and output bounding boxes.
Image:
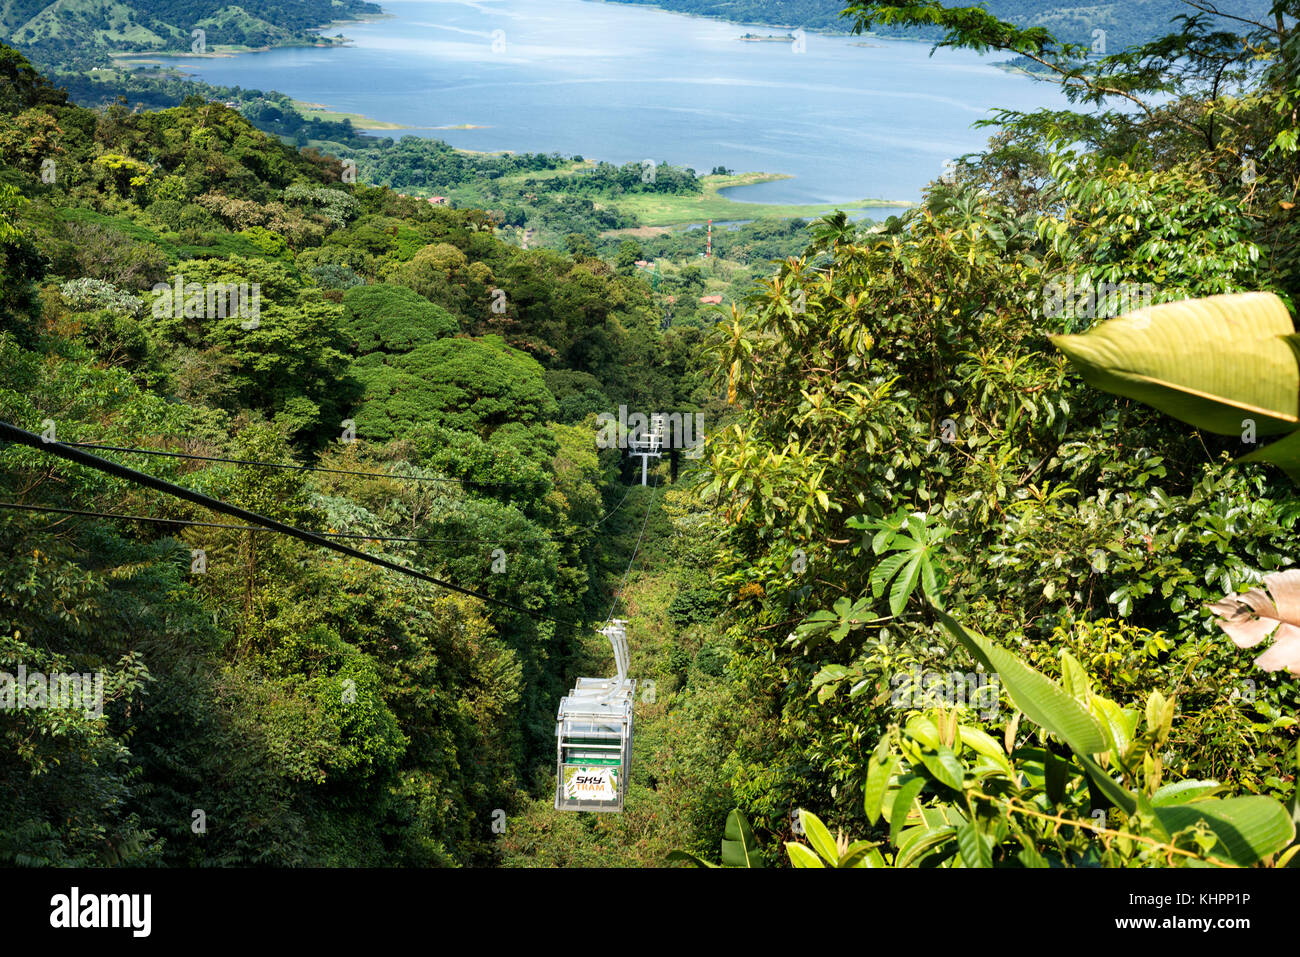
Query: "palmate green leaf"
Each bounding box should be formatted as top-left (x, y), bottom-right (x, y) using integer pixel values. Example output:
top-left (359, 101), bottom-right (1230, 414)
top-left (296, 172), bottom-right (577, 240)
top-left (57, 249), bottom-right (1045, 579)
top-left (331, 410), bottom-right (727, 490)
top-left (1153, 796), bottom-right (1295, 866)
top-left (870, 551), bottom-right (911, 598)
top-left (1049, 292), bottom-right (1299, 436)
top-left (795, 597), bottom-right (873, 647)
top-left (919, 554), bottom-right (940, 604)
top-left (871, 524), bottom-right (895, 554)
top-left (720, 809), bottom-right (766, 868)
top-left (889, 554), bottom-right (923, 615)
top-left (931, 607), bottom-right (1108, 755)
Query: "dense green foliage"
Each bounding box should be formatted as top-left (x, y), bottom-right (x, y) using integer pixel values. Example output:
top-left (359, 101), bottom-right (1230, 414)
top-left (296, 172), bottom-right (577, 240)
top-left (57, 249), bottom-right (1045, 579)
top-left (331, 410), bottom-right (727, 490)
top-left (1, 0), bottom-right (380, 62)
top-left (5, 0), bottom-right (1300, 871)
top-left (340, 283), bottom-right (458, 350)
top-left (681, 0), bottom-right (1300, 867)
top-left (0, 40), bottom-right (712, 866)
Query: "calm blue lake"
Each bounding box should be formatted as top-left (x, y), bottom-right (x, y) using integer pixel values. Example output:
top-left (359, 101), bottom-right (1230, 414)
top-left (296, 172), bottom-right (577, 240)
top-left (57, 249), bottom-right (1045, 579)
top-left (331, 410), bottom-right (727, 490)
top-left (169, 0), bottom-right (1072, 205)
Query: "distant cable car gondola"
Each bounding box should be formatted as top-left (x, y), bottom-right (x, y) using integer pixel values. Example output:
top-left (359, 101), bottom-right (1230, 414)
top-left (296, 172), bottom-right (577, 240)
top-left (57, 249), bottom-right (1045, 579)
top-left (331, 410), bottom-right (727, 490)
top-left (554, 619), bottom-right (635, 812)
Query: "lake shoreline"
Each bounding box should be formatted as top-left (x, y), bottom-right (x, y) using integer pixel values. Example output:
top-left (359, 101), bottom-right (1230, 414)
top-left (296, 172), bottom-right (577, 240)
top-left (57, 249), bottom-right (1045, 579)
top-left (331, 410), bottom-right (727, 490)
top-left (277, 1), bottom-right (922, 210)
top-left (582, 0), bottom-right (934, 41)
top-left (140, 0), bottom-right (1069, 209)
top-left (138, 3), bottom-right (922, 214)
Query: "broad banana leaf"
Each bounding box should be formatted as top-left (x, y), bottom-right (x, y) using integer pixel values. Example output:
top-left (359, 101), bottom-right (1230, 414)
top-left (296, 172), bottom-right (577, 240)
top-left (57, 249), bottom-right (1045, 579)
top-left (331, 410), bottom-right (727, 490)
top-left (668, 807), bottom-right (766, 867)
top-left (1050, 292), bottom-right (1299, 436)
top-left (720, 808), bottom-right (766, 868)
top-left (932, 607), bottom-right (1137, 812)
top-left (1239, 427), bottom-right (1300, 482)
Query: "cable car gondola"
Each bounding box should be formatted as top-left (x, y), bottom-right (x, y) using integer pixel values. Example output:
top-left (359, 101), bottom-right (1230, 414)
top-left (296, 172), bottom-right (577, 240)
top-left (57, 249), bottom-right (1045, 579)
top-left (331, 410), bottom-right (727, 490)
top-left (554, 619), bottom-right (635, 812)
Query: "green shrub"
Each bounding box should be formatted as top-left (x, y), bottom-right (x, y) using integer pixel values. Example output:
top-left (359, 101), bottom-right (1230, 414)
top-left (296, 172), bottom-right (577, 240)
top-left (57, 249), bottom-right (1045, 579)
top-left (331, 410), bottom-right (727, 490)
top-left (340, 283), bottom-right (457, 353)
top-left (352, 334), bottom-right (556, 442)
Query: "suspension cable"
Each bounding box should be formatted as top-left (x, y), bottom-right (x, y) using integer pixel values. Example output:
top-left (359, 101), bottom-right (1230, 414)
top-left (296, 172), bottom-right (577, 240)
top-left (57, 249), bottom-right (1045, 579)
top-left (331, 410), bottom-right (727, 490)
top-left (0, 420), bottom-right (581, 627)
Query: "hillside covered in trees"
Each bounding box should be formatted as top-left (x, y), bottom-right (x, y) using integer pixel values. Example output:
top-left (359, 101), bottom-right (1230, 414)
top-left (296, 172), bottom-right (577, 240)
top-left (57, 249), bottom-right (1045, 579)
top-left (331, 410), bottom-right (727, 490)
top-left (607, 0), bottom-right (1278, 49)
top-left (0, 39), bottom-right (714, 865)
top-left (2, 0), bottom-right (1300, 877)
top-left (0, 0), bottom-right (381, 65)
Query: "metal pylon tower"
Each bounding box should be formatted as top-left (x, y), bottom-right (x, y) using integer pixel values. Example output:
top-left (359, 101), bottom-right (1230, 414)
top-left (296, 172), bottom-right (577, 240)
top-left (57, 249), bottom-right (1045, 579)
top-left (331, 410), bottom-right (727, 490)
top-left (629, 413), bottom-right (665, 486)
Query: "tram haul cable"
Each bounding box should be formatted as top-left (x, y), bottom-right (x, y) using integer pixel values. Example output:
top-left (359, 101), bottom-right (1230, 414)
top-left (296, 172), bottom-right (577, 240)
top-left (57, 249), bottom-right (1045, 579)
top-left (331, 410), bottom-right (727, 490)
top-left (0, 420), bottom-right (579, 626)
top-left (62, 441), bottom-right (534, 488)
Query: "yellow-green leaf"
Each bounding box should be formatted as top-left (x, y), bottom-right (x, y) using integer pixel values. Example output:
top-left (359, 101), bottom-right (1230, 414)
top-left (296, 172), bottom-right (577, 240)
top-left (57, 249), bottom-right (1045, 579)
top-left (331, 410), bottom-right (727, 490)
top-left (800, 809), bottom-right (839, 864)
top-left (932, 607), bottom-right (1108, 755)
top-left (1050, 292), bottom-right (1299, 436)
top-left (786, 842), bottom-right (825, 868)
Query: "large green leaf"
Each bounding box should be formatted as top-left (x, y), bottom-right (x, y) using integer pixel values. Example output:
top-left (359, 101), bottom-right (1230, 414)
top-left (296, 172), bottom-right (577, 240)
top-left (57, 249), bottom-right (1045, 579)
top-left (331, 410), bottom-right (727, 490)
top-left (895, 825), bottom-right (957, 868)
top-left (1153, 795), bottom-right (1295, 866)
top-left (1049, 292), bottom-right (1299, 436)
top-left (889, 555), bottom-right (923, 616)
top-left (888, 776), bottom-right (926, 848)
top-left (932, 607), bottom-right (1108, 755)
top-left (800, 810), bottom-right (839, 865)
top-left (870, 551), bottom-right (911, 601)
top-left (1151, 779), bottom-right (1223, 806)
top-left (786, 842), bottom-right (825, 868)
top-left (838, 841), bottom-right (883, 868)
top-left (958, 725), bottom-right (1014, 778)
top-left (864, 752), bottom-right (898, 825)
top-left (1238, 427), bottom-right (1300, 482)
top-left (720, 809), bottom-right (766, 868)
top-left (956, 822), bottom-right (993, 868)
top-left (919, 746), bottom-right (966, 791)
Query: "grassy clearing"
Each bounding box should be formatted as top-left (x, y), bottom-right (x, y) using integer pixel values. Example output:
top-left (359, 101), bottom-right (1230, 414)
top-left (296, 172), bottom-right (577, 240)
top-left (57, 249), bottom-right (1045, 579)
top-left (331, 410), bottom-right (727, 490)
top-left (616, 172), bottom-right (914, 226)
top-left (471, 163), bottom-right (915, 227)
top-left (292, 101), bottom-right (408, 129)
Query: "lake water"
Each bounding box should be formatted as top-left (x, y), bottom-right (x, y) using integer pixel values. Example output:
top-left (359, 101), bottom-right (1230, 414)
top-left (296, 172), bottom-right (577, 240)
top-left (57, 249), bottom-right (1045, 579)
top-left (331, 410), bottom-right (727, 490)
top-left (169, 0), bottom-right (1072, 205)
